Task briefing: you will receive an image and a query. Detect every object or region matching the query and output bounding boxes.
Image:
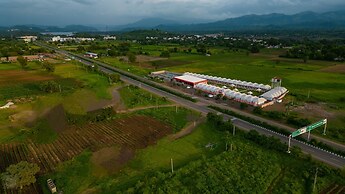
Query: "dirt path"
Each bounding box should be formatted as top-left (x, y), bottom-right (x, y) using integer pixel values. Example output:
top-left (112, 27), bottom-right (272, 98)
top-left (87, 85), bottom-right (126, 112)
top-left (116, 104), bottom-right (178, 113)
top-left (170, 117), bottom-right (205, 140)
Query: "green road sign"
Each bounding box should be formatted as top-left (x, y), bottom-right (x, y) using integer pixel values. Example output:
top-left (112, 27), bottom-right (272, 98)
top-left (291, 119), bottom-right (327, 138)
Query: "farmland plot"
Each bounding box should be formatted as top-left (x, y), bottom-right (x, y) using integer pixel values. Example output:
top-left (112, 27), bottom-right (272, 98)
top-left (0, 115), bottom-right (172, 193)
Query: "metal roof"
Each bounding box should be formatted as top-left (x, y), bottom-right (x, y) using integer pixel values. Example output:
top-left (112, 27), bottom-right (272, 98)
top-left (174, 75), bottom-right (207, 83)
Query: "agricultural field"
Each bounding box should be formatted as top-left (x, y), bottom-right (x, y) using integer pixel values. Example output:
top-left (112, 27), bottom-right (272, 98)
top-left (38, 120), bottom-right (345, 194)
top-left (0, 59), bottom-right (115, 143)
top-left (0, 115), bottom-right (173, 193)
top-left (67, 42), bottom-right (345, 143)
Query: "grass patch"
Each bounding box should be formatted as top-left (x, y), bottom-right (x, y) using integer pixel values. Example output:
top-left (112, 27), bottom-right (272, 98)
top-left (119, 85), bottom-right (170, 109)
top-left (30, 119), bottom-right (58, 144)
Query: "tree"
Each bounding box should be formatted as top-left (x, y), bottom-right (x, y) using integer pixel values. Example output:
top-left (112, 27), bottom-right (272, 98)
top-left (42, 61), bottom-right (55, 72)
top-left (39, 81), bottom-right (60, 93)
top-left (17, 56), bottom-right (28, 69)
top-left (109, 73), bottom-right (121, 83)
top-left (250, 45), bottom-right (260, 53)
top-left (127, 52), bottom-right (136, 63)
top-left (77, 46), bottom-right (85, 52)
top-left (1, 161), bottom-right (40, 189)
top-left (160, 51), bottom-right (170, 58)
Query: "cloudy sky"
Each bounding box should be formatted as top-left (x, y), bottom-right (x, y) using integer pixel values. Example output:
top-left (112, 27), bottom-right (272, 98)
top-left (1, 0), bottom-right (344, 26)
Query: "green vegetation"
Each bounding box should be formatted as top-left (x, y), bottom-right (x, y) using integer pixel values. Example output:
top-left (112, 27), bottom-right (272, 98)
top-left (49, 117), bottom-right (344, 193)
top-left (40, 151), bottom-right (96, 194)
top-left (1, 161), bottom-right (40, 189)
top-left (42, 61), bottom-right (55, 72)
top-left (119, 85), bottom-right (170, 109)
top-left (17, 56), bottom-right (28, 69)
top-left (39, 81), bottom-right (60, 93)
top-left (30, 119), bottom-right (58, 144)
top-left (108, 73), bottom-right (121, 84)
top-left (210, 105), bottom-right (345, 157)
top-left (112, 116), bottom-right (345, 193)
top-left (135, 106), bottom-right (199, 132)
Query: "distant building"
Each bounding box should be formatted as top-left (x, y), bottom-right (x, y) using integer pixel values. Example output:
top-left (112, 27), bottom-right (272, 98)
top-left (103, 36), bottom-right (117, 40)
top-left (18, 36), bottom-right (37, 43)
top-left (52, 36), bottom-right (61, 42)
top-left (51, 36), bottom-right (95, 42)
top-left (84, 52), bottom-right (98, 59)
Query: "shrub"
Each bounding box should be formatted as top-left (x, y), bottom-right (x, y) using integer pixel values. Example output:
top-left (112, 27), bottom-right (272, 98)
top-left (39, 81), bottom-right (59, 93)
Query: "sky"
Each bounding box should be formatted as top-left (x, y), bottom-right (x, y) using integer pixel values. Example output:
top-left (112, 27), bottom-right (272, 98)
top-left (1, 0), bottom-right (345, 26)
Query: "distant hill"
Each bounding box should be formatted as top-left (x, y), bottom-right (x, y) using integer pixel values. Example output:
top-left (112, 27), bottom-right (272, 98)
top-left (157, 10), bottom-right (345, 32)
top-left (112, 18), bottom-right (179, 31)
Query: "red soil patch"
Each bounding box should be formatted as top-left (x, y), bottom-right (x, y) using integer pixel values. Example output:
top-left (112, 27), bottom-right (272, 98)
top-left (0, 70), bottom-right (55, 86)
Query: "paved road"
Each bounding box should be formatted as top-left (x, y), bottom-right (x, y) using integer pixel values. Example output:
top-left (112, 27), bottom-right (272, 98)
top-left (36, 42), bottom-right (345, 168)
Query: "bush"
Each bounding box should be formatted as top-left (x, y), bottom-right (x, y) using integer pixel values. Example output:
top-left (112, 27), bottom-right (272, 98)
top-left (287, 116), bottom-right (311, 128)
top-left (42, 61), bottom-right (55, 72)
top-left (160, 51), bottom-right (170, 58)
top-left (66, 107), bottom-right (115, 125)
top-left (109, 73), bottom-right (121, 83)
top-left (39, 81), bottom-right (59, 93)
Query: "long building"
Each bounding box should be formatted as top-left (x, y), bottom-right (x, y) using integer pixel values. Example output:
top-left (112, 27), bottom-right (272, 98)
top-left (173, 75), bottom-right (208, 86)
top-left (194, 83), bottom-right (267, 107)
top-left (184, 72), bottom-right (271, 91)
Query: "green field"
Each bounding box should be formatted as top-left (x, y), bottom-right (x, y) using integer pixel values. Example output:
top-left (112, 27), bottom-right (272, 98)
top-left (0, 60), bottom-right (114, 143)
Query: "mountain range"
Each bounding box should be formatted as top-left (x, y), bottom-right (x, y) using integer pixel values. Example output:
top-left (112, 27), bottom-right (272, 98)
top-left (112, 10), bottom-right (345, 32)
top-left (2, 10), bottom-right (345, 33)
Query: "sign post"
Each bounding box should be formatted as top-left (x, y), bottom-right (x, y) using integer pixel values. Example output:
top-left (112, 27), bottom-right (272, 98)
top-left (291, 119), bottom-right (327, 138)
top-left (289, 119), bottom-right (327, 153)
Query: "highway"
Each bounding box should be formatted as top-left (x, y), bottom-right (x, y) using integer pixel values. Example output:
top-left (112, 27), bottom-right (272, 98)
top-left (36, 42), bottom-right (345, 168)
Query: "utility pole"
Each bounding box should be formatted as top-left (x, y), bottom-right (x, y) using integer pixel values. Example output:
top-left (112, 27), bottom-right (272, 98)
top-left (313, 168), bottom-right (318, 193)
top-left (307, 90), bottom-right (310, 99)
top-left (323, 121), bottom-right (327, 135)
top-left (287, 135), bottom-right (291, 153)
top-left (171, 158), bottom-right (174, 173)
top-left (307, 131), bottom-right (311, 142)
top-left (232, 125), bottom-right (236, 136)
